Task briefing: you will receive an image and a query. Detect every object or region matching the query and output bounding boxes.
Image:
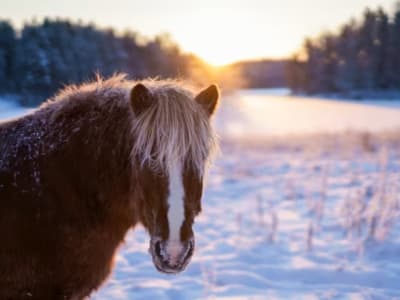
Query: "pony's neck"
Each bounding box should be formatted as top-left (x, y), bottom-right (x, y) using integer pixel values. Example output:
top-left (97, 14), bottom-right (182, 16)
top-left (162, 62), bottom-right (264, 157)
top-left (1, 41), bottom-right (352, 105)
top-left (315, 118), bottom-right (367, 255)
top-left (46, 102), bottom-right (137, 234)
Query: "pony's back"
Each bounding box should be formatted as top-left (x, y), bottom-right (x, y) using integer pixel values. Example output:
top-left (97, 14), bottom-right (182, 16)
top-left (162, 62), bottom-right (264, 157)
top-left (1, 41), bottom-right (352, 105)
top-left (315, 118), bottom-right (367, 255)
top-left (0, 80), bottom-right (136, 299)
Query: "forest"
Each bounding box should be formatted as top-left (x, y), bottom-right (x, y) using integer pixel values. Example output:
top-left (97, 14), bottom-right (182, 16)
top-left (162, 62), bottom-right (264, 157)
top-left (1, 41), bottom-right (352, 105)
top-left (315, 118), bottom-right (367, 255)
top-left (287, 4), bottom-right (400, 95)
top-left (0, 18), bottom-right (290, 106)
top-left (2, 4), bottom-right (399, 106)
top-left (0, 19), bottom-right (215, 105)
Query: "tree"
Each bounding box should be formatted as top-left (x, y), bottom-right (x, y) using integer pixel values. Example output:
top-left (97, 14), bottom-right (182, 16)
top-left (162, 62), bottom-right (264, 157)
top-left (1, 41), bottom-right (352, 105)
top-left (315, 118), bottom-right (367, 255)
top-left (287, 5), bottom-right (400, 94)
top-left (390, 2), bottom-right (400, 88)
top-left (0, 20), bottom-right (16, 91)
top-left (286, 55), bottom-right (306, 93)
top-left (372, 8), bottom-right (390, 88)
top-left (0, 18), bottom-right (216, 106)
top-left (335, 21), bottom-right (358, 92)
top-left (14, 24), bottom-right (53, 103)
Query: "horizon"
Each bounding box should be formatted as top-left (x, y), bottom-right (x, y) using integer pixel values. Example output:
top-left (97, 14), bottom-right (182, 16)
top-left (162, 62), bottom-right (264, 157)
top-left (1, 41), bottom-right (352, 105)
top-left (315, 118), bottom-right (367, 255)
top-left (0, 0), bottom-right (396, 66)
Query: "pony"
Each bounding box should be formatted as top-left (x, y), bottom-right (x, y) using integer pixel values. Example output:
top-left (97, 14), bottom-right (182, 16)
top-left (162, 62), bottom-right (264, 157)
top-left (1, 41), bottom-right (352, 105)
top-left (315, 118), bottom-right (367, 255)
top-left (0, 75), bottom-right (219, 300)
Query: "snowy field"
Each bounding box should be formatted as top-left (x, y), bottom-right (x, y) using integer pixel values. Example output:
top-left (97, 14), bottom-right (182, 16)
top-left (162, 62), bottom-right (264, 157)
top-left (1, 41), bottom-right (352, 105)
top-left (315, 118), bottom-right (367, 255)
top-left (1, 92), bottom-right (400, 299)
top-left (217, 89), bottom-right (400, 138)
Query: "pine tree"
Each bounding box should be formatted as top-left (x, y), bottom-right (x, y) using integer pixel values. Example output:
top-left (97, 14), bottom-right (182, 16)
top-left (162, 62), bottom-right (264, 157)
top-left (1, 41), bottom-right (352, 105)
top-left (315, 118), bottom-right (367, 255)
top-left (336, 21), bottom-right (358, 92)
top-left (390, 2), bottom-right (400, 88)
top-left (373, 8), bottom-right (390, 89)
top-left (0, 20), bottom-right (16, 92)
top-left (14, 24), bottom-right (53, 103)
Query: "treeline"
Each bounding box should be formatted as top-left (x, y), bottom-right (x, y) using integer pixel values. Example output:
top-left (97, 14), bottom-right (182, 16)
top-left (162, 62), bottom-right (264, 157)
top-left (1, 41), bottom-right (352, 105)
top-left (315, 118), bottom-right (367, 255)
top-left (287, 3), bottom-right (400, 95)
top-left (0, 19), bottom-right (200, 106)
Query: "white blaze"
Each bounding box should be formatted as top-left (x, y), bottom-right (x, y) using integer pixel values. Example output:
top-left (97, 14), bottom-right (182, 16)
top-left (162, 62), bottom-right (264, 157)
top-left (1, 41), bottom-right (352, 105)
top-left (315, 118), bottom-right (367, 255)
top-left (166, 161), bottom-right (185, 261)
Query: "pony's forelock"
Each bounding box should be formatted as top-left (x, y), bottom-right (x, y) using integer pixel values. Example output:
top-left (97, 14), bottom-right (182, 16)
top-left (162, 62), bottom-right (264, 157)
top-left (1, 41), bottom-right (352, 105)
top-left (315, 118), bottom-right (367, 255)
top-left (130, 81), bottom-right (218, 176)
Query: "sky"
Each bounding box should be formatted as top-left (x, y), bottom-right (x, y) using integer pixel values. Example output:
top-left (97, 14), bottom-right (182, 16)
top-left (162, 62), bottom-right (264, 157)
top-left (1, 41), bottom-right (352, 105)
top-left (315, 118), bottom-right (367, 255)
top-left (0, 0), bottom-right (396, 65)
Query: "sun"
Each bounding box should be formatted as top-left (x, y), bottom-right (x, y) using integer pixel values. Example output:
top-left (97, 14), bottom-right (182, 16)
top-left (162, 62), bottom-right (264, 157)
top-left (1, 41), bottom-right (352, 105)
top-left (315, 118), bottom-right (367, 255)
top-left (142, 2), bottom-right (301, 67)
top-left (173, 20), bottom-right (294, 67)
top-left (195, 47), bottom-right (254, 67)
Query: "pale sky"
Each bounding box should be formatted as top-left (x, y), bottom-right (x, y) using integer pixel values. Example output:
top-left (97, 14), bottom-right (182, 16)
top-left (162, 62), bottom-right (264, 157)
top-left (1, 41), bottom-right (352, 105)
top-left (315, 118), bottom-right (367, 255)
top-left (0, 0), bottom-right (396, 65)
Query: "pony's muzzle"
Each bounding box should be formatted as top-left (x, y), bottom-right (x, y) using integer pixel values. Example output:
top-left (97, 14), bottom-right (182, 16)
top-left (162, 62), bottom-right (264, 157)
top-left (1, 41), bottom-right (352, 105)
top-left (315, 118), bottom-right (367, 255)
top-left (150, 238), bottom-right (194, 274)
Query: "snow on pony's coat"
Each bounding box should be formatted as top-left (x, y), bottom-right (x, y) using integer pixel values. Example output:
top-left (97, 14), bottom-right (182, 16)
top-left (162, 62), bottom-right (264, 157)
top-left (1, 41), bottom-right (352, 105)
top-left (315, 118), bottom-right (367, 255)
top-left (0, 75), bottom-right (219, 300)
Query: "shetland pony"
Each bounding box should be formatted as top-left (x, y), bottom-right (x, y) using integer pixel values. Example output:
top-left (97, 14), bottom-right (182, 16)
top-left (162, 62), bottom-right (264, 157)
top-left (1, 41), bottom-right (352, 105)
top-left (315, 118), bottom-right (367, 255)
top-left (0, 75), bottom-right (219, 300)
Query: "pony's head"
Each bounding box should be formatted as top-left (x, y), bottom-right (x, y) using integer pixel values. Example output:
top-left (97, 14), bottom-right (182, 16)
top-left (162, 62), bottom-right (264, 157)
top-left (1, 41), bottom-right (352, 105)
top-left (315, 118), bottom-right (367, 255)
top-left (130, 82), bottom-right (219, 274)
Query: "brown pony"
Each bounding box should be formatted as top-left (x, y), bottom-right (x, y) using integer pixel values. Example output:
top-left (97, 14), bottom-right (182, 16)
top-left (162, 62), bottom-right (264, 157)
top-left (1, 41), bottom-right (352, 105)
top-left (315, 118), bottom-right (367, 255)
top-left (0, 75), bottom-right (219, 299)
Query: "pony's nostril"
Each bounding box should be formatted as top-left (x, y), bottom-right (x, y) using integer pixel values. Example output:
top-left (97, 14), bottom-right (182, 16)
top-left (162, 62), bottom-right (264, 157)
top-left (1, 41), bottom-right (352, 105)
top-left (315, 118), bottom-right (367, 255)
top-left (183, 240), bottom-right (194, 261)
top-left (154, 241), bottom-right (162, 258)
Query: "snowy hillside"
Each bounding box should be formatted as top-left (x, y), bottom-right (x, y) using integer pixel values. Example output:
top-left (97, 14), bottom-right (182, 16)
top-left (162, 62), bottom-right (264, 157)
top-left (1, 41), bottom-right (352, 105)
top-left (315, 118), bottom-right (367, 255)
top-left (1, 92), bottom-right (400, 299)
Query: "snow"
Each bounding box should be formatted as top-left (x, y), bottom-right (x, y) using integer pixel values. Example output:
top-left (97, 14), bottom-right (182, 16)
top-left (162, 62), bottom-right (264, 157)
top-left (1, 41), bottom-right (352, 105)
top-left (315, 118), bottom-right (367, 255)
top-left (93, 139), bottom-right (400, 299)
top-left (0, 97), bottom-right (31, 120)
top-left (2, 92), bottom-right (400, 299)
top-left (216, 90), bottom-right (400, 138)
top-left (350, 100), bottom-right (400, 109)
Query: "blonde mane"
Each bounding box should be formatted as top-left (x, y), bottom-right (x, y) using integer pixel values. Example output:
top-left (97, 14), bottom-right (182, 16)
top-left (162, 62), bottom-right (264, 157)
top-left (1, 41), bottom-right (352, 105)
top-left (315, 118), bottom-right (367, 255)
top-left (130, 79), bottom-right (218, 176)
top-left (43, 75), bottom-right (218, 176)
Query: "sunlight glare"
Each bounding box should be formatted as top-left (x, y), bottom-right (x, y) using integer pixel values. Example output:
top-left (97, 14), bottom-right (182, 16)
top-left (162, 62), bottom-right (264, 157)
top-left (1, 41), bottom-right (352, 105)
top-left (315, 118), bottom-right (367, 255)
top-left (169, 6), bottom-right (297, 66)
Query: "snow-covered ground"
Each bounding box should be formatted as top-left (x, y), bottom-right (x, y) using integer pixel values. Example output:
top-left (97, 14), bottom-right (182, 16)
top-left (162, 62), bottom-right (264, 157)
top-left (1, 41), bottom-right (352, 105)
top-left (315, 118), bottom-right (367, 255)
top-left (94, 138), bottom-right (400, 300)
top-left (218, 90), bottom-right (400, 138)
top-left (1, 92), bottom-right (400, 299)
top-left (0, 97), bottom-right (31, 120)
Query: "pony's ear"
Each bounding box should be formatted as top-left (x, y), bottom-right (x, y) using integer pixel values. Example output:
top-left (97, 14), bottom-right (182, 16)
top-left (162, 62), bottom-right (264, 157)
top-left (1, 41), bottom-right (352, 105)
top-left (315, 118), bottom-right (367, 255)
top-left (130, 83), bottom-right (153, 115)
top-left (195, 84), bottom-right (219, 116)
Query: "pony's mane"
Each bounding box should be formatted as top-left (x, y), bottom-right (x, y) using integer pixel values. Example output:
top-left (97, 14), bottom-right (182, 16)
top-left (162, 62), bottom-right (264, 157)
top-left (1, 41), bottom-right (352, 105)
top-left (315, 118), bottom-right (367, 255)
top-left (130, 79), bottom-right (218, 176)
top-left (42, 74), bottom-right (217, 176)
